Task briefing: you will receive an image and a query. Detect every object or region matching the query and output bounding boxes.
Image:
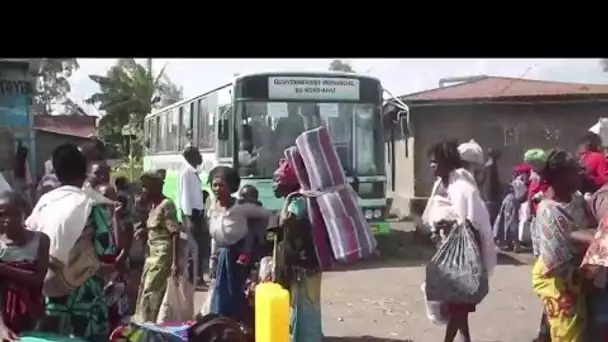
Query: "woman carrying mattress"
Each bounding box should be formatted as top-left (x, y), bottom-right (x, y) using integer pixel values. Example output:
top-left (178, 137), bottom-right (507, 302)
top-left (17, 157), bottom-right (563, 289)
top-left (272, 155), bottom-right (323, 342)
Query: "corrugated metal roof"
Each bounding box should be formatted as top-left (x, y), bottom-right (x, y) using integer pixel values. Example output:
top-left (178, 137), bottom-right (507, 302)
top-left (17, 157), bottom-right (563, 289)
top-left (400, 76), bottom-right (608, 102)
top-left (34, 115), bottom-right (96, 139)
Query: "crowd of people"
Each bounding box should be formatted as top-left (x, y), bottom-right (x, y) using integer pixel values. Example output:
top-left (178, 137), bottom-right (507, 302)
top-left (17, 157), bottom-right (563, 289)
top-left (422, 131), bottom-right (608, 342)
top-left (0, 137), bottom-right (327, 342)
top-left (4, 128), bottom-right (608, 342)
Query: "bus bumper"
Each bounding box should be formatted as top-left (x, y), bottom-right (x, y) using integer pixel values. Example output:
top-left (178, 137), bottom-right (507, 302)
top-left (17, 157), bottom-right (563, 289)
top-left (369, 221), bottom-right (391, 235)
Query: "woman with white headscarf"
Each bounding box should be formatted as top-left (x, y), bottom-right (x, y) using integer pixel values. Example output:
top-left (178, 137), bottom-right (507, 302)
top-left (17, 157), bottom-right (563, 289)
top-left (458, 139), bottom-right (484, 184)
top-left (458, 139), bottom-right (484, 177)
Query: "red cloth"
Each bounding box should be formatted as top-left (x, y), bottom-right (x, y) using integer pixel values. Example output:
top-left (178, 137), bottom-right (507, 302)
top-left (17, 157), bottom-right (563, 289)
top-left (514, 163), bottom-right (532, 177)
top-left (273, 157), bottom-right (299, 188)
top-left (528, 178), bottom-right (550, 215)
top-left (580, 150), bottom-right (608, 189)
top-left (0, 261), bottom-right (43, 334)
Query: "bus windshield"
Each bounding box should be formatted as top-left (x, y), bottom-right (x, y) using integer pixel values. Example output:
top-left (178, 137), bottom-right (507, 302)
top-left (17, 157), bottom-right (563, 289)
top-left (236, 101), bottom-right (382, 178)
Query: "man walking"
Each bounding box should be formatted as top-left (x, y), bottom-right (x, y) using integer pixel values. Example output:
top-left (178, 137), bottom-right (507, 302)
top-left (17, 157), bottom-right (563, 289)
top-left (177, 146), bottom-right (207, 286)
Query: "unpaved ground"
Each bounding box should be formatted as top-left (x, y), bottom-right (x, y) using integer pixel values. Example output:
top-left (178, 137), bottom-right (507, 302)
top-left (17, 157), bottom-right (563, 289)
top-left (195, 254), bottom-right (541, 342)
top-left (319, 261), bottom-right (540, 342)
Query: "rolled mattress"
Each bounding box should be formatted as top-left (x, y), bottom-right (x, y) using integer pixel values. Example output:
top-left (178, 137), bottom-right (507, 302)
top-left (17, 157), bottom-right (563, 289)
top-left (294, 126), bottom-right (377, 264)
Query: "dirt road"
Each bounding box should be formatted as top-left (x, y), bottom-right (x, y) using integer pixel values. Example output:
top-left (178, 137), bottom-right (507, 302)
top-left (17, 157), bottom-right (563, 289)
top-left (194, 254), bottom-right (540, 342)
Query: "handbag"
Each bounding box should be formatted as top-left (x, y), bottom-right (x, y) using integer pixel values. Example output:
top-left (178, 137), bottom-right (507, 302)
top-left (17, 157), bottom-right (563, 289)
top-left (199, 279), bottom-right (215, 317)
top-left (518, 203), bottom-right (532, 243)
top-left (43, 233), bottom-right (100, 297)
top-left (157, 276), bottom-right (194, 323)
top-left (425, 220), bottom-right (489, 305)
top-left (421, 282), bottom-right (447, 325)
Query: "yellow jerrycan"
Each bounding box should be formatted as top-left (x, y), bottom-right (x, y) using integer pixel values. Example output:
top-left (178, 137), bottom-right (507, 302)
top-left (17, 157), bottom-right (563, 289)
top-left (255, 282), bottom-right (290, 342)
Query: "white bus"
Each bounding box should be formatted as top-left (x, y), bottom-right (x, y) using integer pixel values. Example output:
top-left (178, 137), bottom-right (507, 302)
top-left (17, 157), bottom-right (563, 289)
top-left (144, 71), bottom-right (390, 234)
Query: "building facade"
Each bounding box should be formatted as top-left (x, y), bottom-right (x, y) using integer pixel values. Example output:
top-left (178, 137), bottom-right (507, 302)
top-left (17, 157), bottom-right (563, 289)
top-left (384, 76), bottom-right (608, 218)
top-left (0, 59), bottom-right (41, 183)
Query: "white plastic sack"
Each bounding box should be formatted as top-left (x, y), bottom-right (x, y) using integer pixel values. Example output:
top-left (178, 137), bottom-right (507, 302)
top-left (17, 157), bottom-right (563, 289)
top-left (421, 282), bottom-right (447, 325)
top-left (512, 176), bottom-right (527, 201)
top-left (259, 256), bottom-right (274, 282)
top-left (199, 279), bottom-right (215, 317)
top-left (458, 139), bottom-right (484, 165)
top-left (518, 203), bottom-right (531, 243)
top-left (157, 277), bottom-right (194, 323)
top-left (589, 117), bottom-right (608, 146)
top-left (424, 196), bottom-right (460, 233)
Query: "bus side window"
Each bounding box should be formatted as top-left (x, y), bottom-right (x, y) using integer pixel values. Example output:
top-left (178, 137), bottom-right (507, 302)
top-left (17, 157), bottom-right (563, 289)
top-left (165, 108), bottom-right (178, 152)
top-left (158, 113), bottom-right (167, 152)
top-left (165, 108), bottom-right (181, 151)
top-left (198, 98), bottom-right (215, 150)
top-left (198, 98), bottom-right (208, 149)
top-left (178, 104), bottom-right (192, 149)
top-left (217, 106), bottom-right (231, 158)
top-left (144, 118), bottom-right (150, 148)
top-left (153, 116), bottom-right (160, 152)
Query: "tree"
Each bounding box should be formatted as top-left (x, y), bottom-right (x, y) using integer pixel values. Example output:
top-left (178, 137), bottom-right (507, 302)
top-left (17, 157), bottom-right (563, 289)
top-left (61, 97), bottom-right (88, 116)
top-left (329, 59), bottom-right (355, 73)
top-left (85, 58), bottom-right (183, 155)
top-left (30, 59), bottom-right (80, 115)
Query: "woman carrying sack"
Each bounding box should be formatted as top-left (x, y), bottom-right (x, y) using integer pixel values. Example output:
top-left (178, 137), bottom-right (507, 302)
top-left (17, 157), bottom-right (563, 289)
top-left (132, 171), bottom-right (185, 323)
top-left (422, 140), bottom-right (496, 342)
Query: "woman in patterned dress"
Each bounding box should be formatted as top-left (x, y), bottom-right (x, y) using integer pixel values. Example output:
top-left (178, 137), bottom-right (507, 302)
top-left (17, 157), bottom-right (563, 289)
top-left (132, 171), bottom-right (183, 322)
top-left (30, 144), bottom-right (118, 341)
top-left (531, 149), bottom-right (592, 342)
top-left (580, 183), bottom-right (608, 341)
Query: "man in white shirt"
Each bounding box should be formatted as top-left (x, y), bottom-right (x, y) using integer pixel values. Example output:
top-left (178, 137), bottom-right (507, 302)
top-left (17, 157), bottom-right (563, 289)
top-left (177, 146), bottom-right (207, 285)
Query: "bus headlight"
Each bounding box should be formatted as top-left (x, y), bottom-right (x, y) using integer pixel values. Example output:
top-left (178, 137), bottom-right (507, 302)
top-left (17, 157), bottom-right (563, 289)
top-left (373, 209), bottom-right (383, 218)
top-left (364, 210), bottom-right (373, 220)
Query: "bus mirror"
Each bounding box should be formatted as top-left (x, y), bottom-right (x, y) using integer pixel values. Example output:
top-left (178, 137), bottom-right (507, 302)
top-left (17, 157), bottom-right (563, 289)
top-left (398, 110), bottom-right (410, 137)
top-left (218, 118), bottom-right (229, 141)
top-left (144, 139), bottom-right (150, 149)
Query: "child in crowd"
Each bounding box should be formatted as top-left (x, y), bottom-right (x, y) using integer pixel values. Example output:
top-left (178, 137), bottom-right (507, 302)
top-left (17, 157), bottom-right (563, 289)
top-left (96, 183), bottom-right (132, 331)
top-left (238, 185), bottom-right (266, 266)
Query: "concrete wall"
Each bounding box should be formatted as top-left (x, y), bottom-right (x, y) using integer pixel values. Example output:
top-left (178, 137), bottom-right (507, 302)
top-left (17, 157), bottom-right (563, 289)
top-left (34, 131), bottom-right (90, 179)
top-left (0, 62), bottom-right (35, 183)
top-left (386, 100), bottom-right (608, 217)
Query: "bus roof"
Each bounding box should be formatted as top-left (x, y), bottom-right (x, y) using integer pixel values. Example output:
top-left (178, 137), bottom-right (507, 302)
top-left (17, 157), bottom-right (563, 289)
top-left (146, 82), bottom-right (232, 119)
top-left (145, 71), bottom-right (382, 119)
top-left (234, 70), bottom-right (381, 83)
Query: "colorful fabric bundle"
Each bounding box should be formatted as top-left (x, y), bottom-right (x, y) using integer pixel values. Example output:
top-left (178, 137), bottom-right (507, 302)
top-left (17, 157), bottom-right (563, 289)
top-left (110, 321), bottom-right (193, 341)
top-left (284, 147), bottom-right (333, 270)
top-left (291, 126), bottom-right (377, 264)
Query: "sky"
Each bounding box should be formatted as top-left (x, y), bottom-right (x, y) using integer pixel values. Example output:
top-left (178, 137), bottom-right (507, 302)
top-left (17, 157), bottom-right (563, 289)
top-left (67, 58), bottom-right (608, 116)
